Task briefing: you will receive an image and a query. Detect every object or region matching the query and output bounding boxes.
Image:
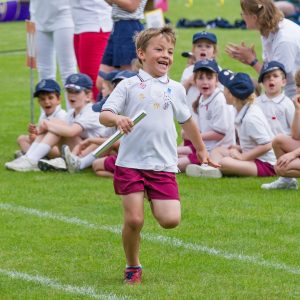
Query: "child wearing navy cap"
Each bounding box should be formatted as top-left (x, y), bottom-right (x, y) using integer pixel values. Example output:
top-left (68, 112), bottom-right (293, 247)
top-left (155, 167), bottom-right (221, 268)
top-left (5, 73), bottom-right (107, 172)
top-left (261, 69), bottom-right (300, 190)
top-left (178, 59), bottom-right (235, 172)
top-left (60, 70), bottom-right (137, 174)
top-left (187, 70), bottom-right (277, 178)
top-left (13, 79), bottom-right (67, 159)
top-left (255, 60), bottom-right (295, 137)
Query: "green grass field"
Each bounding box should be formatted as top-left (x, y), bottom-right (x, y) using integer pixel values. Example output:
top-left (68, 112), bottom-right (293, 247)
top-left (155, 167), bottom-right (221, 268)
top-left (0, 1), bottom-right (300, 299)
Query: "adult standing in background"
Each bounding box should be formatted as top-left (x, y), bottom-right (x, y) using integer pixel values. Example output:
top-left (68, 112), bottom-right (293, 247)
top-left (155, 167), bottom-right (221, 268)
top-left (70, 0), bottom-right (113, 101)
top-left (96, 0), bottom-right (147, 92)
top-left (226, 0), bottom-right (300, 99)
top-left (30, 0), bottom-right (77, 110)
top-left (274, 0), bottom-right (300, 16)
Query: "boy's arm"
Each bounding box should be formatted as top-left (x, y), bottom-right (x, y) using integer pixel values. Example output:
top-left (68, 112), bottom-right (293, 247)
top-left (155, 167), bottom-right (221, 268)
top-left (100, 110), bottom-right (134, 134)
top-left (42, 120), bottom-right (83, 138)
top-left (181, 118), bottom-right (219, 167)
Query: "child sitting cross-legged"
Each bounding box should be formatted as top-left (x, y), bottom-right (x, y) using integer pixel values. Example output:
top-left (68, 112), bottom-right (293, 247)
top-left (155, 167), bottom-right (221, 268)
top-left (186, 70), bottom-right (277, 178)
top-left (5, 73), bottom-right (105, 172)
top-left (14, 79), bottom-right (66, 159)
top-left (178, 59), bottom-right (235, 172)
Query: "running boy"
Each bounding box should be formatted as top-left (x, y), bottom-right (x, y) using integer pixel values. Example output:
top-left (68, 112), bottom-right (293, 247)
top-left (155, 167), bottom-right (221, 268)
top-left (15, 79), bottom-right (66, 158)
top-left (187, 70), bottom-right (276, 178)
top-left (256, 61), bottom-right (294, 136)
top-left (178, 59), bottom-right (235, 172)
top-left (100, 26), bottom-right (212, 284)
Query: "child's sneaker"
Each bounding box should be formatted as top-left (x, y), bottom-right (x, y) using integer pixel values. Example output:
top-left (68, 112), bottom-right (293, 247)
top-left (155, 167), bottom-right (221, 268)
top-left (14, 150), bottom-right (24, 159)
top-left (124, 267), bottom-right (142, 284)
top-left (261, 177), bottom-right (298, 190)
top-left (186, 164), bottom-right (222, 178)
top-left (61, 145), bottom-right (81, 173)
top-left (5, 156), bottom-right (39, 172)
top-left (38, 157), bottom-right (67, 171)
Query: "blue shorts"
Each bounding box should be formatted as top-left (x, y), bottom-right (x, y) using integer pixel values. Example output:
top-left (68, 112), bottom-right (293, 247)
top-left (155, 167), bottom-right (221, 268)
top-left (102, 19), bottom-right (144, 67)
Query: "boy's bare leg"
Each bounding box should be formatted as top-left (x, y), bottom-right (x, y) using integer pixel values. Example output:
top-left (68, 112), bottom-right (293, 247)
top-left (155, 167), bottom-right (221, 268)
top-left (122, 192), bottom-right (144, 266)
top-left (272, 134), bottom-right (300, 158)
top-left (220, 157), bottom-right (257, 176)
top-left (151, 200), bottom-right (181, 229)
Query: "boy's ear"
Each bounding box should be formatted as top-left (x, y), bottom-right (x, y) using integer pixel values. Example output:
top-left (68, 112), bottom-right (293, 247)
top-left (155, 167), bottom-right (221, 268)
top-left (136, 48), bottom-right (145, 61)
top-left (282, 77), bottom-right (287, 87)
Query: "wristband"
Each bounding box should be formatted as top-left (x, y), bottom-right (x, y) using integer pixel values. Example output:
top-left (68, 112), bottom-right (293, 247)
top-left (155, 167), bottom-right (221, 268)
top-left (249, 58), bottom-right (258, 67)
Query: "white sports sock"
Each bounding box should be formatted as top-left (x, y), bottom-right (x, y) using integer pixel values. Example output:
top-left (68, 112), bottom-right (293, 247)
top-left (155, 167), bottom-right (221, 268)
top-left (26, 143), bottom-right (51, 162)
top-left (79, 153), bottom-right (96, 170)
top-left (26, 141), bottom-right (39, 156)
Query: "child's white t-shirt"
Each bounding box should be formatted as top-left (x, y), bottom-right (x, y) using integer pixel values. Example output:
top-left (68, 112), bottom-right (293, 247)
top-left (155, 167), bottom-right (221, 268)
top-left (38, 104), bottom-right (67, 124)
top-left (102, 69), bottom-right (192, 172)
top-left (66, 103), bottom-right (109, 139)
top-left (235, 103), bottom-right (276, 165)
top-left (197, 88), bottom-right (235, 152)
top-left (255, 93), bottom-right (294, 136)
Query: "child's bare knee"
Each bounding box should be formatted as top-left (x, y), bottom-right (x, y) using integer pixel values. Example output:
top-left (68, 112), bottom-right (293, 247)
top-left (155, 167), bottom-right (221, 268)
top-left (159, 216), bottom-right (180, 229)
top-left (272, 134), bottom-right (286, 147)
top-left (125, 216), bottom-right (144, 230)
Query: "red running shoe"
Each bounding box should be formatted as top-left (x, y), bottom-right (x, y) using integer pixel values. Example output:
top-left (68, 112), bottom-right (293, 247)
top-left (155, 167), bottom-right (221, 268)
top-left (124, 267), bottom-right (142, 284)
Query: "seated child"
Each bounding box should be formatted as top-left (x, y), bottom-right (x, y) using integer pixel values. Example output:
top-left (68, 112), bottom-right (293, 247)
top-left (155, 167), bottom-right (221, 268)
top-left (261, 69), bottom-right (300, 190)
top-left (61, 70), bottom-right (137, 174)
top-left (256, 61), bottom-right (294, 136)
top-left (15, 79), bottom-right (66, 158)
top-left (5, 73), bottom-right (105, 172)
top-left (186, 70), bottom-right (277, 178)
top-left (178, 59), bottom-right (235, 172)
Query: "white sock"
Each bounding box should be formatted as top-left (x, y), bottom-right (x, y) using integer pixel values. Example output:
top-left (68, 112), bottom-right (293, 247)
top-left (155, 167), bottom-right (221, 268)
top-left (26, 141), bottom-right (39, 156)
top-left (79, 153), bottom-right (96, 170)
top-left (26, 143), bottom-right (51, 162)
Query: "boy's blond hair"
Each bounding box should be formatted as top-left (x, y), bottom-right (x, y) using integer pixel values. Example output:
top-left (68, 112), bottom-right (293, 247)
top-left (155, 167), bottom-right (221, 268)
top-left (135, 26), bottom-right (176, 63)
top-left (240, 0), bottom-right (283, 36)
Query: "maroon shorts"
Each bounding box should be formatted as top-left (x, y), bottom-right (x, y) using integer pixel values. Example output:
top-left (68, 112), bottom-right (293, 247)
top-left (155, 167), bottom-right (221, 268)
top-left (187, 144), bottom-right (202, 165)
top-left (114, 166), bottom-right (180, 200)
top-left (255, 159), bottom-right (276, 177)
top-left (104, 155), bottom-right (117, 173)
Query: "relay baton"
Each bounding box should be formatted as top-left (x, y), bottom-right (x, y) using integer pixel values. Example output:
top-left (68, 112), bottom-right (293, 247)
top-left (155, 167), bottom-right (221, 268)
top-left (92, 110), bottom-right (147, 158)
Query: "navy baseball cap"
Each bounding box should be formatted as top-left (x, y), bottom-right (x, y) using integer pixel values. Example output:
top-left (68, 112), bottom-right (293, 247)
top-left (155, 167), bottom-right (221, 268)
top-left (219, 69), bottom-right (254, 100)
top-left (111, 70), bottom-right (137, 83)
top-left (34, 79), bottom-right (61, 97)
top-left (193, 59), bottom-right (219, 73)
top-left (92, 98), bottom-right (106, 113)
top-left (98, 70), bottom-right (119, 81)
top-left (258, 61), bottom-right (286, 83)
top-left (65, 73), bottom-right (93, 91)
top-left (192, 31), bottom-right (217, 44)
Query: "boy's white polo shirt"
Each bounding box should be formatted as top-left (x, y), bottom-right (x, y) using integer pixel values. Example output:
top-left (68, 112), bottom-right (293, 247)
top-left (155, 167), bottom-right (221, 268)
top-left (66, 103), bottom-right (106, 139)
top-left (262, 18), bottom-right (300, 98)
top-left (38, 105), bottom-right (67, 124)
top-left (102, 69), bottom-right (192, 172)
top-left (197, 88), bottom-right (235, 151)
top-left (235, 103), bottom-right (276, 165)
top-left (255, 93), bottom-right (294, 136)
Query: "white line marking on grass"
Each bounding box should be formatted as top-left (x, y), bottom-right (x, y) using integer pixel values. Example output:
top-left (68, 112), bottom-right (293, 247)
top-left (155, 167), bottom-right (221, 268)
top-left (0, 268), bottom-right (131, 300)
top-left (1, 202), bottom-right (300, 275)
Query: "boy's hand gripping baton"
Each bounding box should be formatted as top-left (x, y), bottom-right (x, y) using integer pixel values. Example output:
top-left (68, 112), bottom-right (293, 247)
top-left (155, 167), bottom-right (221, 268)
top-left (92, 110), bottom-right (147, 158)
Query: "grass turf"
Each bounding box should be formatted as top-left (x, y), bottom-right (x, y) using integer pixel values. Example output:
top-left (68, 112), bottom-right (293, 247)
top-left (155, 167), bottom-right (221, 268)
top-left (0, 1), bottom-right (300, 299)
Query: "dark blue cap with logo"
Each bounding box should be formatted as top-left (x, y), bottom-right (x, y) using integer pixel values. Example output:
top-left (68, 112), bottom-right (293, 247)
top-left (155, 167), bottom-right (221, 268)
top-left (92, 71), bottom-right (137, 113)
top-left (98, 70), bottom-right (120, 81)
top-left (193, 59), bottom-right (219, 73)
top-left (111, 70), bottom-right (137, 83)
top-left (258, 61), bottom-right (286, 83)
top-left (33, 79), bottom-right (61, 97)
top-left (219, 69), bottom-right (254, 100)
top-left (65, 73), bottom-right (93, 91)
top-left (192, 31), bottom-right (217, 44)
